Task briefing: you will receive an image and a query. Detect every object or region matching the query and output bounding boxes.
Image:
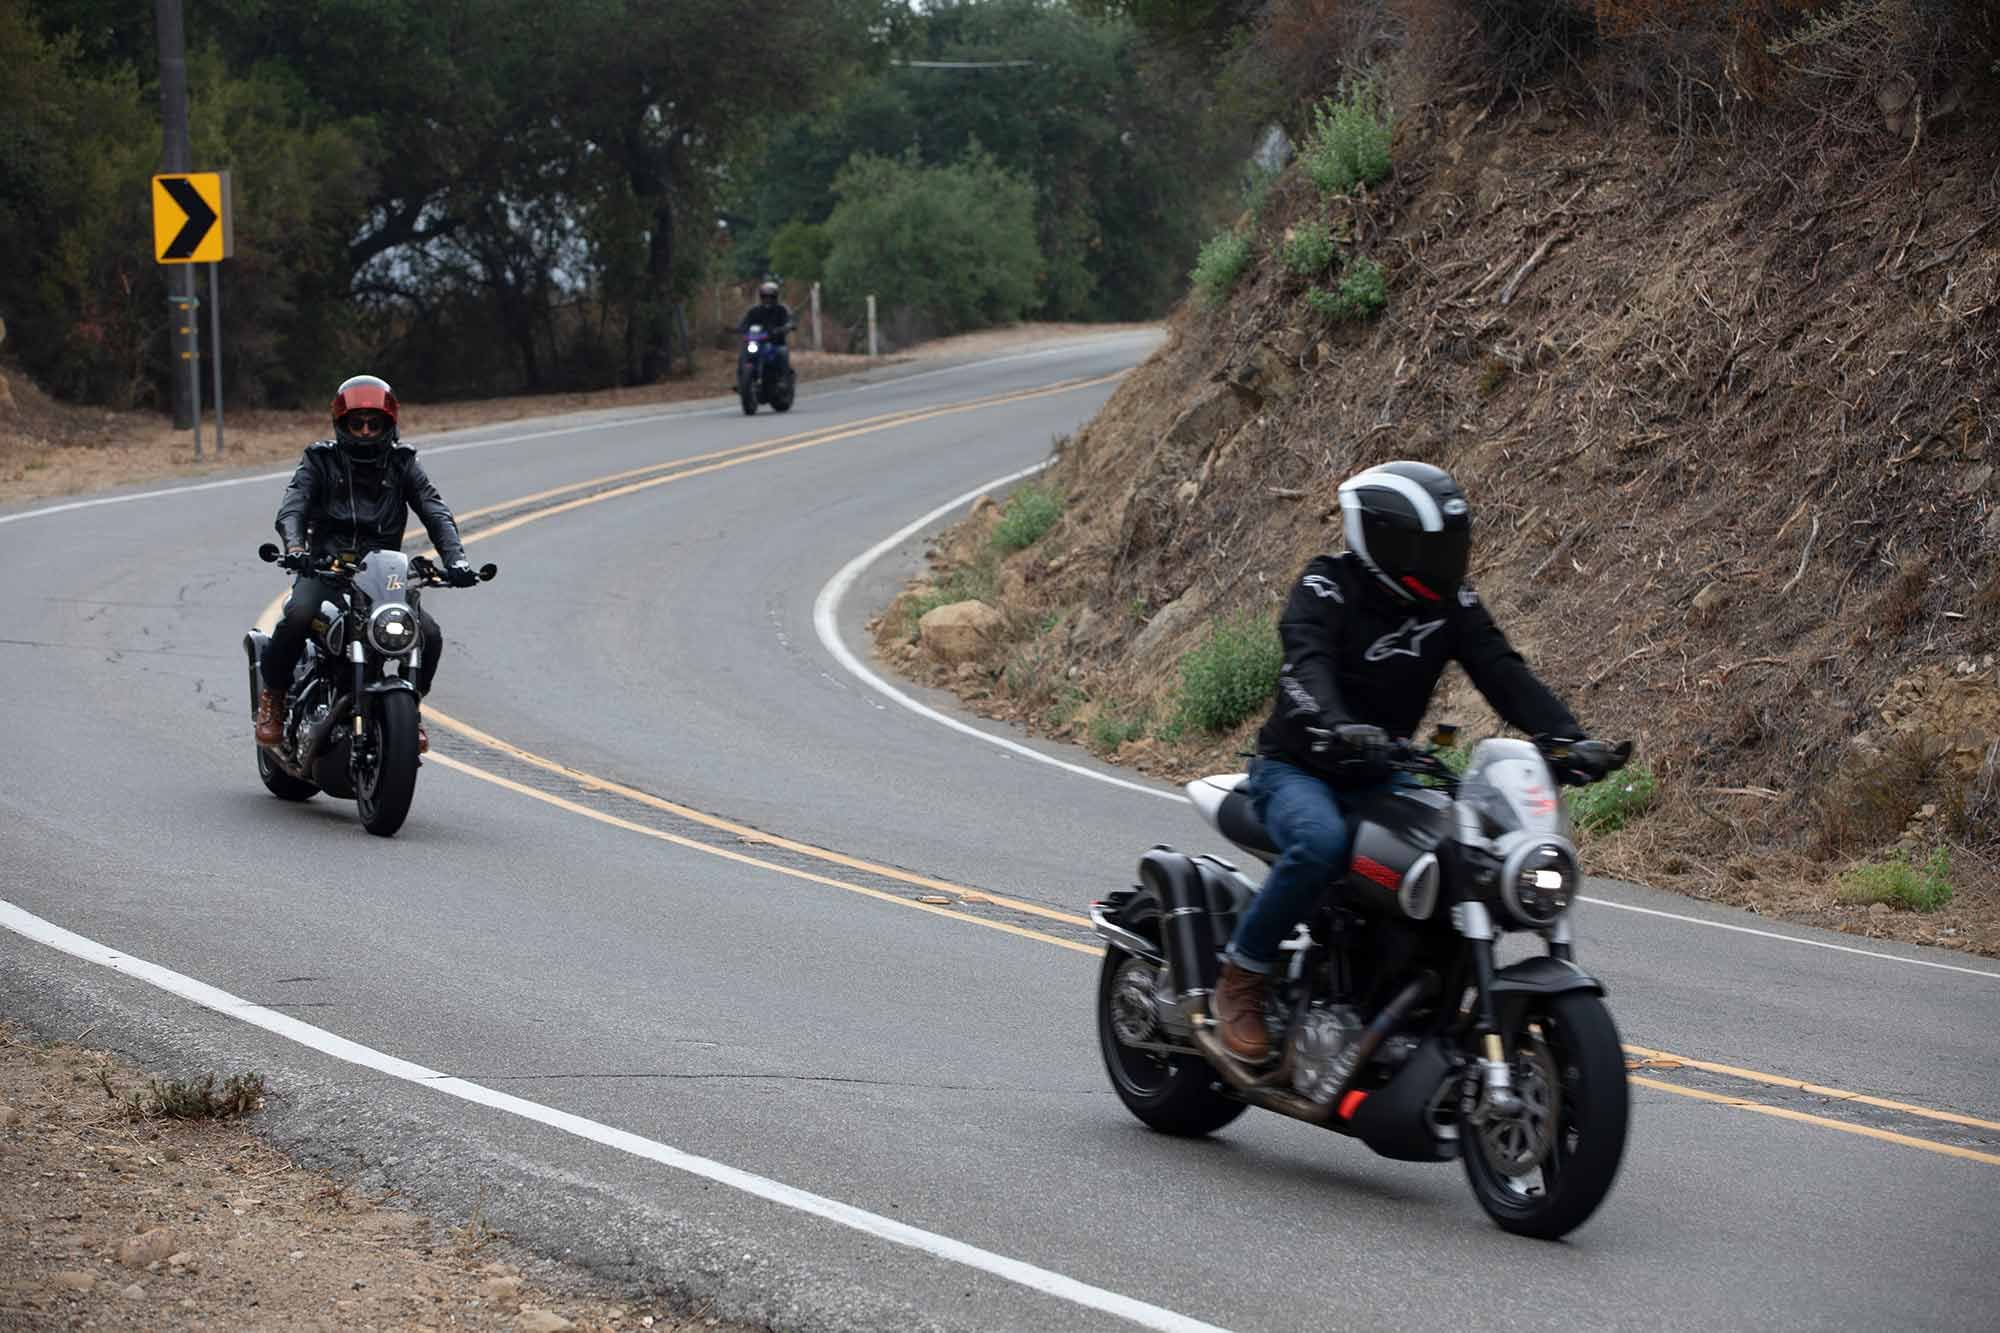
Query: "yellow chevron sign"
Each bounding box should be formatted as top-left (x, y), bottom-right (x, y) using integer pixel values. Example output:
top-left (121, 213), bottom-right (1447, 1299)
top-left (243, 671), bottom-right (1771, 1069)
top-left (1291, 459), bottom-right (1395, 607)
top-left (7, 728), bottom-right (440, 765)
top-left (152, 172), bottom-right (233, 264)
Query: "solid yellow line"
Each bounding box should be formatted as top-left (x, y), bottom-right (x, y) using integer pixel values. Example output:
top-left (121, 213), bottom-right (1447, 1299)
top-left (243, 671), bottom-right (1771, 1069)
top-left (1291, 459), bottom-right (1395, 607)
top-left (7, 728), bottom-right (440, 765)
top-left (424, 708), bottom-right (1095, 930)
top-left (1630, 1075), bottom-right (2000, 1167)
top-left (1624, 1044), bottom-right (2000, 1134)
top-left (427, 751), bottom-right (1101, 957)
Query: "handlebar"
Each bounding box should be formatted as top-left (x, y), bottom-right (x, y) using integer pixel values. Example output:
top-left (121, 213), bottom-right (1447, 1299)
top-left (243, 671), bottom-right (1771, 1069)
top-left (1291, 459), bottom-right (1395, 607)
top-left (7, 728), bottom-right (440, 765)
top-left (1363, 734), bottom-right (1633, 790)
top-left (258, 543), bottom-right (497, 586)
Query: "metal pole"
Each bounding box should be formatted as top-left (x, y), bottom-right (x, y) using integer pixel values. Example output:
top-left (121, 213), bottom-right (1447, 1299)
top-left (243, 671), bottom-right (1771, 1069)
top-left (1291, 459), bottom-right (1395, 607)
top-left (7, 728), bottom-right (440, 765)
top-left (185, 291), bottom-right (202, 458)
top-left (867, 294), bottom-right (878, 358)
top-left (208, 262), bottom-right (224, 456)
top-left (811, 282), bottom-right (822, 353)
top-left (155, 0), bottom-right (196, 434)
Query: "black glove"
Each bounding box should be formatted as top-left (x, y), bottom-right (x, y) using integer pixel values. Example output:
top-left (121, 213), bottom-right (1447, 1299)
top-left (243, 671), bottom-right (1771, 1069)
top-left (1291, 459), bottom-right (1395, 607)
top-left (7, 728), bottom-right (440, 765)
top-left (1541, 736), bottom-right (1627, 786)
top-left (444, 560), bottom-right (481, 588)
top-left (1306, 722), bottom-right (1395, 780)
top-left (279, 548), bottom-right (314, 574)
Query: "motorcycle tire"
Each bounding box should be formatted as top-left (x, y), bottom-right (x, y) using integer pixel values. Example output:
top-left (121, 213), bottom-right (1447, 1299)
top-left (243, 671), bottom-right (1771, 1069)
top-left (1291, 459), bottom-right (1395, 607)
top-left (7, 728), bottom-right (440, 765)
top-left (740, 383), bottom-right (757, 416)
top-left (355, 692), bottom-right (421, 838)
top-left (1461, 991), bottom-right (1629, 1240)
top-left (1096, 900), bottom-right (1246, 1137)
top-left (256, 745), bottom-right (317, 802)
top-left (773, 375), bottom-right (795, 413)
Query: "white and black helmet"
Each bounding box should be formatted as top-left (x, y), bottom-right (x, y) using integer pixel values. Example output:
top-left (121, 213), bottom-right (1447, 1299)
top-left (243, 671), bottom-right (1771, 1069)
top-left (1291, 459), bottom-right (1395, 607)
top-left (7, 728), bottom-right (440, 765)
top-left (1338, 460), bottom-right (1472, 604)
top-left (758, 279), bottom-right (779, 301)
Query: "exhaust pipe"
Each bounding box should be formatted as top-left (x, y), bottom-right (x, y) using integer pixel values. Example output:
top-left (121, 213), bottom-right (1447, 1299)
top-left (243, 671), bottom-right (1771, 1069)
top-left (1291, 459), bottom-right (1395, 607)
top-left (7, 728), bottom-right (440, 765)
top-left (1139, 851), bottom-right (1218, 1019)
top-left (1194, 973), bottom-right (1439, 1125)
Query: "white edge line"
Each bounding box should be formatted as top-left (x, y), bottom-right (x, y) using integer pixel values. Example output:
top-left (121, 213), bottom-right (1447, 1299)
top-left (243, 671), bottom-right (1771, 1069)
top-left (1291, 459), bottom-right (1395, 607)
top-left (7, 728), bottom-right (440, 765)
top-left (0, 898), bottom-right (1227, 1333)
top-left (0, 335), bottom-right (1162, 530)
top-left (817, 469), bottom-right (2000, 985)
top-left (812, 465), bottom-right (1182, 803)
top-left (1576, 894), bottom-right (2000, 981)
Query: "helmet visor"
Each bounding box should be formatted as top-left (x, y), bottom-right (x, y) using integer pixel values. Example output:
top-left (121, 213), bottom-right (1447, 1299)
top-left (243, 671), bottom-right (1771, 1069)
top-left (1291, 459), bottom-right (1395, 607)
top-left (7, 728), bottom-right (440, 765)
top-left (1364, 519), bottom-right (1469, 602)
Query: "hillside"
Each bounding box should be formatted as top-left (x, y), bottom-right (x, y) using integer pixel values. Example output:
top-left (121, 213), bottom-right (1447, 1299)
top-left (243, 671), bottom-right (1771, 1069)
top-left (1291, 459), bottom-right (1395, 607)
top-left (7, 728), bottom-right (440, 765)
top-left (876, 67), bottom-right (2000, 956)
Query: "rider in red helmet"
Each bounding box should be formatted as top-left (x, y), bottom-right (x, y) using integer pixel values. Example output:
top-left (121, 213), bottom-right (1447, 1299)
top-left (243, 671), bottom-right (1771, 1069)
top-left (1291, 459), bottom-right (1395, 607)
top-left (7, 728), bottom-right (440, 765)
top-left (253, 374), bottom-right (476, 752)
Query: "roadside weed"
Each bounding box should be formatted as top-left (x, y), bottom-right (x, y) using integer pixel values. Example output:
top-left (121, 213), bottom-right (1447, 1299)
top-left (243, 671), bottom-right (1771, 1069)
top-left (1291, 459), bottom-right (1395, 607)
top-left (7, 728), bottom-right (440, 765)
top-left (992, 483), bottom-right (1063, 553)
top-left (1302, 77), bottom-right (1392, 196)
top-left (1566, 763), bottom-right (1658, 834)
top-left (1838, 847), bottom-right (1954, 912)
top-left (1191, 231), bottom-right (1253, 307)
top-left (1283, 221), bottom-right (1338, 277)
top-left (1174, 614), bottom-right (1281, 733)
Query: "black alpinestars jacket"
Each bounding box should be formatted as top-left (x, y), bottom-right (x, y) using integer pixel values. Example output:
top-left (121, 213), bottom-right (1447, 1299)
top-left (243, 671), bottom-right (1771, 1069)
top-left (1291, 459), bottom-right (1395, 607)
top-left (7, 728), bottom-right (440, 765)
top-left (739, 302), bottom-right (793, 342)
top-left (1255, 552), bottom-right (1579, 775)
top-left (274, 441), bottom-right (467, 565)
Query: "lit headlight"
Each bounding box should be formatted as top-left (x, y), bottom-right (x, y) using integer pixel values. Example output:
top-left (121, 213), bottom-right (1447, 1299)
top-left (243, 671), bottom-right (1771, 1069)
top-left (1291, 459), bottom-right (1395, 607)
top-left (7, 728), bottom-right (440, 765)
top-left (1500, 839), bottom-right (1577, 927)
top-left (747, 341), bottom-right (760, 353)
top-left (367, 605), bottom-right (419, 656)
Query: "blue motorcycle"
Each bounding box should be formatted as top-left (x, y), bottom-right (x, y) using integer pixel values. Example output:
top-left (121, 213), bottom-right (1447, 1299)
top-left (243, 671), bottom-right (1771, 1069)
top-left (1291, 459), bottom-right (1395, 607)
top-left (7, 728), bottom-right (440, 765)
top-left (737, 325), bottom-right (796, 415)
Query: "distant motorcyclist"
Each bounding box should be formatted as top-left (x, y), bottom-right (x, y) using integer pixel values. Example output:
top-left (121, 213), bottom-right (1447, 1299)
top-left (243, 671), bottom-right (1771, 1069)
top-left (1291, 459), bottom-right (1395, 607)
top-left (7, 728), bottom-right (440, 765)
top-left (1212, 461), bottom-right (1612, 1064)
top-left (738, 279), bottom-right (794, 374)
top-left (253, 375), bottom-right (476, 753)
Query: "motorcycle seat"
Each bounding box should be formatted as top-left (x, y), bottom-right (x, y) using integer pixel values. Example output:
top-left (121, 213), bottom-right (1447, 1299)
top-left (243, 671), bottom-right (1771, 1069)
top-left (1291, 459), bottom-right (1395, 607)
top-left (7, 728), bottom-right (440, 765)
top-left (1217, 789), bottom-right (1279, 863)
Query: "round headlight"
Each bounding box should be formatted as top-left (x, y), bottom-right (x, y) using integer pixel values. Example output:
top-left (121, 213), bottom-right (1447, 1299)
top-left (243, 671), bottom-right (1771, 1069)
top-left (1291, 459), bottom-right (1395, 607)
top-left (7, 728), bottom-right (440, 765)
top-left (367, 605), bottom-right (419, 656)
top-left (1501, 840), bottom-right (1576, 927)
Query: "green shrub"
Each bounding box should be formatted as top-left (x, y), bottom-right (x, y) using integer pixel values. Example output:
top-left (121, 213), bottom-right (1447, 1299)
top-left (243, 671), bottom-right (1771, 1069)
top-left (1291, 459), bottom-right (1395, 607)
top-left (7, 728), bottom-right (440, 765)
top-left (992, 483), bottom-right (1063, 553)
top-left (1301, 77), bottom-right (1392, 197)
top-left (1838, 847), bottom-right (1954, 913)
top-left (1242, 162), bottom-right (1281, 222)
top-left (1566, 763), bottom-right (1659, 834)
top-left (1088, 706), bottom-right (1149, 755)
top-left (1174, 614), bottom-right (1282, 733)
top-left (1190, 230), bottom-right (1253, 307)
top-left (1307, 257), bottom-right (1387, 321)
top-left (1282, 220), bottom-right (1338, 277)
top-left (898, 553), bottom-right (999, 640)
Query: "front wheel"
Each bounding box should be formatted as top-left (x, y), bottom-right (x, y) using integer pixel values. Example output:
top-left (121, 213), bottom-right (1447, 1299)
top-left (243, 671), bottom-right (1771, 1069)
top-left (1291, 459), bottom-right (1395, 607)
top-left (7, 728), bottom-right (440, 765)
top-left (355, 692), bottom-right (421, 837)
top-left (1096, 921), bottom-right (1245, 1137)
top-left (1462, 992), bottom-right (1629, 1240)
top-left (772, 371), bottom-right (795, 412)
top-left (256, 745), bottom-right (317, 802)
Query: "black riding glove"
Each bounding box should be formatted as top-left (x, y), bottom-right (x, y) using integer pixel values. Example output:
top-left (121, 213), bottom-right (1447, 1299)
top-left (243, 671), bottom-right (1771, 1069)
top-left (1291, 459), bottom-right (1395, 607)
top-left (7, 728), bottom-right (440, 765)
top-left (279, 548), bottom-right (314, 574)
top-left (444, 560), bottom-right (480, 588)
top-left (1305, 722), bottom-right (1395, 781)
top-left (1540, 736), bottom-right (1624, 786)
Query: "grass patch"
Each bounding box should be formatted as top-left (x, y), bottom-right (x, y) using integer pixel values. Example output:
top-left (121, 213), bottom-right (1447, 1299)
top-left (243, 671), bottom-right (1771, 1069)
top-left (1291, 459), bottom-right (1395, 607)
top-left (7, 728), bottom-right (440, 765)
top-left (1088, 705), bottom-right (1149, 755)
top-left (1301, 76), bottom-right (1392, 197)
top-left (1306, 257), bottom-right (1387, 321)
top-left (1838, 847), bottom-right (1954, 913)
top-left (1173, 613), bottom-right (1281, 733)
top-left (113, 1070), bottom-right (267, 1121)
top-left (1282, 220), bottom-right (1338, 277)
top-left (1566, 763), bottom-right (1659, 834)
top-left (897, 552), bottom-right (1000, 641)
top-left (1190, 230), bottom-right (1253, 308)
top-left (992, 482), bottom-right (1062, 553)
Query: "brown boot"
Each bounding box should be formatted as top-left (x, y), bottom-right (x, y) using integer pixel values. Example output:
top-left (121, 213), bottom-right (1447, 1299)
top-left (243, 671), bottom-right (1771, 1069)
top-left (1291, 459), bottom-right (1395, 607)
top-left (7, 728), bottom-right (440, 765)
top-left (416, 721), bottom-right (429, 755)
top-left (253, 689), bottom-right (283, 747)
top-left (1212, 962), bottom-right (1272, 1064)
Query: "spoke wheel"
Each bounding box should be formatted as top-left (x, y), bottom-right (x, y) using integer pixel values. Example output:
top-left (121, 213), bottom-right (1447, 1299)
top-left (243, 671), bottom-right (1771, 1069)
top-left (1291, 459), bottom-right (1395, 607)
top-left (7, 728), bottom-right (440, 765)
top-left (1462, 992), bottom-right (1629, 1240)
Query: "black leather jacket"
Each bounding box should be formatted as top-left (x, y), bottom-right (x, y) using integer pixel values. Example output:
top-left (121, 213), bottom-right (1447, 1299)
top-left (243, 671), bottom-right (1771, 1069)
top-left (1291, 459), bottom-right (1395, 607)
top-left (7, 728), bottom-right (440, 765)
top-left (1255, 552), bottom-right (1579, 775)
top-left (739, 302), bottom-right (792, 343)
top-left (274, 441), bottom-right (466, 565)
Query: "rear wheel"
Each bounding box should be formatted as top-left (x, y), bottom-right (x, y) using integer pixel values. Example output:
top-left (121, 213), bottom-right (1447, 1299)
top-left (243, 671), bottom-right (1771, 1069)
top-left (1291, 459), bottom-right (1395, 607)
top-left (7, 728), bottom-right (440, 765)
top-left (1096, 903), bottom-right (1245, 1137)
top-left (355, 692), bottom-right (420, 837)
top-left (1462, 992), bottom-right (1629, 1239)
top-left (256, 746), bottom-right (317, 802)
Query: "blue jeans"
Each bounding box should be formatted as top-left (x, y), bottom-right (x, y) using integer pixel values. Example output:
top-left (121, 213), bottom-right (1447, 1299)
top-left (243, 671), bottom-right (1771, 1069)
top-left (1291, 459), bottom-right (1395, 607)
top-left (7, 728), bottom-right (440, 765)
top-left (1223, 757), bottom-right (1396, 973)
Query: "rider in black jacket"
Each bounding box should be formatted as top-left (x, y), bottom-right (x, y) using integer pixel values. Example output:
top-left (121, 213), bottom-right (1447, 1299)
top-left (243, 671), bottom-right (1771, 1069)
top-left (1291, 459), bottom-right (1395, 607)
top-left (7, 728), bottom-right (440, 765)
top-left (1213, 461), bottom-right (1604, 1063)
top-left (738, 279), bottom-right (794, 374)
top-left (253, 375), bottom-right (476, 751)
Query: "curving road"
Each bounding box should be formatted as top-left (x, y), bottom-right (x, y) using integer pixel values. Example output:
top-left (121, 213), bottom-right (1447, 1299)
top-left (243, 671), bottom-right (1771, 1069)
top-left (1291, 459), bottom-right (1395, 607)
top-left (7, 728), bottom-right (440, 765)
top-left (3, 335), bottom-right (1996, 1332)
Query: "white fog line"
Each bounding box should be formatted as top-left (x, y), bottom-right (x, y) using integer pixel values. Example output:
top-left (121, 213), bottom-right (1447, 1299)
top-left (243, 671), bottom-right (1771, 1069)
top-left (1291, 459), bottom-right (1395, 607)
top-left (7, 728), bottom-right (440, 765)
top-left (1577, 895), bottom-right (2000, 981)
top-left (0, 338), bottom-right (1158, 531)
top-left (819, 470), bottom-right (2000, 983)
top-left (0, 899), bottom-right (1229, 1333)
top-left (812, 465), bottom-right (1182, 803)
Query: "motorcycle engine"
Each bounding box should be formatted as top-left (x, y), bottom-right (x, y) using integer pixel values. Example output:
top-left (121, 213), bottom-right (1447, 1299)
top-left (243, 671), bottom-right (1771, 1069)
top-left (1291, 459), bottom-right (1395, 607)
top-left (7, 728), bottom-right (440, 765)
top-left (1290, 1003), bottom-right (1365, 1103)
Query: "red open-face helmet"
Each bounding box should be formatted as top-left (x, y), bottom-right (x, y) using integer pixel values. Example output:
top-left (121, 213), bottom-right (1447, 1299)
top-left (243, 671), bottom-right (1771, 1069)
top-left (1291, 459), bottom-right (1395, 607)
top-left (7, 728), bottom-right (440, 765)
top-left (330, 374), bottom-right (399, 428)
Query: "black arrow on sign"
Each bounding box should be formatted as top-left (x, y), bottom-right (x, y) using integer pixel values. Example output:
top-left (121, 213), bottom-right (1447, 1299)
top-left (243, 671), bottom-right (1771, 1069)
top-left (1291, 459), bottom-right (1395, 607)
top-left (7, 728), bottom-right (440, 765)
top-left (160, 177), bottom-right (218, 259)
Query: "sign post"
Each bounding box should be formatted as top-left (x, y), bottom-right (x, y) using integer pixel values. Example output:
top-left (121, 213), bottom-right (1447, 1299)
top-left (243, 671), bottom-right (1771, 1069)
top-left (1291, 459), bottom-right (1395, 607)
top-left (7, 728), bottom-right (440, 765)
top-left (152, 170), bottom-right (233, 460)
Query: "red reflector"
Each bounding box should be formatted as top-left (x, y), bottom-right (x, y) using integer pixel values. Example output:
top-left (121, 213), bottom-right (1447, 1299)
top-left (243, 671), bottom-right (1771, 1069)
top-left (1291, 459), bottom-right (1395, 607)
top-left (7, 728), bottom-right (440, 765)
top-left (1339, 1090), bottom-right (1367, 1120)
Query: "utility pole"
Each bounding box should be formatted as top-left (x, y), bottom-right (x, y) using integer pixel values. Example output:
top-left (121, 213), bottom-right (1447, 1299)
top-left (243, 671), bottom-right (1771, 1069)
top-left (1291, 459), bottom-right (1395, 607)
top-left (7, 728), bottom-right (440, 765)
top-left (155, 0), bottom-right (197, 434)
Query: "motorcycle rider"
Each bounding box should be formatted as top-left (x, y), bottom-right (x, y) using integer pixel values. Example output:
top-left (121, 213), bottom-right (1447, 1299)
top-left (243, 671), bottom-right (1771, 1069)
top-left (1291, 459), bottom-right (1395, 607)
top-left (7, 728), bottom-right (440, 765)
top-left (253, 374), bottom-right (477, 751)
top-left (1213, 461), bottom-right (1609, 1064)
top-left (737, 278), bottom-right (794, 380)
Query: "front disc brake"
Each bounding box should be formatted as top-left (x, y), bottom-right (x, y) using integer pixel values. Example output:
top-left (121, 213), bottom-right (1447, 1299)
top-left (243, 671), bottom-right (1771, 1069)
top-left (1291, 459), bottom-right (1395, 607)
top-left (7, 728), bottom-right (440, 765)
top-left (1477, 1030), bottom-right (1561, 1178)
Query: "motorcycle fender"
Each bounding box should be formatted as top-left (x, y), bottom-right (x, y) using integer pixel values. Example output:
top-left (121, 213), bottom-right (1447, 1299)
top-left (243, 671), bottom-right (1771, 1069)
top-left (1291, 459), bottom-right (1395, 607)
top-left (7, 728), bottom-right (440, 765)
top-left (1490, 955), bottom-right (1605, 1000)
top-left (362, 678), bottom-right (418, 697)
top-left (242, 631), bottom-right (270, 718)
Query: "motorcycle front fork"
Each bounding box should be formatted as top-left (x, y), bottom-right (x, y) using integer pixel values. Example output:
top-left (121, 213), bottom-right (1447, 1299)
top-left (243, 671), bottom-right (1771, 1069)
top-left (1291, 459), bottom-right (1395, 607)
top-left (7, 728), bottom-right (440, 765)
top-left (1452, 901), bottom-right (1523, 1117)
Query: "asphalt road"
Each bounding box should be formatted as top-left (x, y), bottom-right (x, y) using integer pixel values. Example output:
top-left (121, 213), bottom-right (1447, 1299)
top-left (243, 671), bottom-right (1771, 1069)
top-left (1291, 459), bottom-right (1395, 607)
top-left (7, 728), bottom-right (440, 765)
top-left (3, 334), bottom-right (1996, 1331)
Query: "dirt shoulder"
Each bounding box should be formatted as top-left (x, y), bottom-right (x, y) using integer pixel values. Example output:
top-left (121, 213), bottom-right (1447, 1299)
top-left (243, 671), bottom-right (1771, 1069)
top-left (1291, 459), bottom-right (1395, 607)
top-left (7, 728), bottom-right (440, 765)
top-left (0, 323), bottom-right (1153, 509)
top-left (0, 1018), bottom-right (746, 1333)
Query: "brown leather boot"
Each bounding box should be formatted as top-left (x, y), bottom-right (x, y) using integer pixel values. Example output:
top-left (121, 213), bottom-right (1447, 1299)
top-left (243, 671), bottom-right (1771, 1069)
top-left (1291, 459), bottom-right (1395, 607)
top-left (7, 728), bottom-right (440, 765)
top-left (1212, 962), bottom-right (1272, 1064)
top-left (416, 721), bottom-right (429, 755)
top-left (253, 689), bottom-right (283, 747)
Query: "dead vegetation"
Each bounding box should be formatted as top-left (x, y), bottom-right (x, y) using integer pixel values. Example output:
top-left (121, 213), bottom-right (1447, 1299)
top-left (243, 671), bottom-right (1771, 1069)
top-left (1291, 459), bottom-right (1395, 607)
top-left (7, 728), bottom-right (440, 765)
top-left (878, 3), bottom-right (2000, 958)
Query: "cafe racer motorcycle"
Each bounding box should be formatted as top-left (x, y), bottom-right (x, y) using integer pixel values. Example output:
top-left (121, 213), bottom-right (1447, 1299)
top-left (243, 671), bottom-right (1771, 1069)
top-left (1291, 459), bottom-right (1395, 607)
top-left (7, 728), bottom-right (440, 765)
top-left (1092, 735), bottom-right (1634, 1238)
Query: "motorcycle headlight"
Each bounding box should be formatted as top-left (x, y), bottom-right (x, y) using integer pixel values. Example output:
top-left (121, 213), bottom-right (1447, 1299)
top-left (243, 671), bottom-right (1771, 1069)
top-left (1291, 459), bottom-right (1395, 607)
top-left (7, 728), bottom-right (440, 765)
top-left (1500, 839), bottom-right (1578, 927)
top-left (367, 604), bottom-right (420, 657)
top-left (747, 341), bottom-right (760, 353)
